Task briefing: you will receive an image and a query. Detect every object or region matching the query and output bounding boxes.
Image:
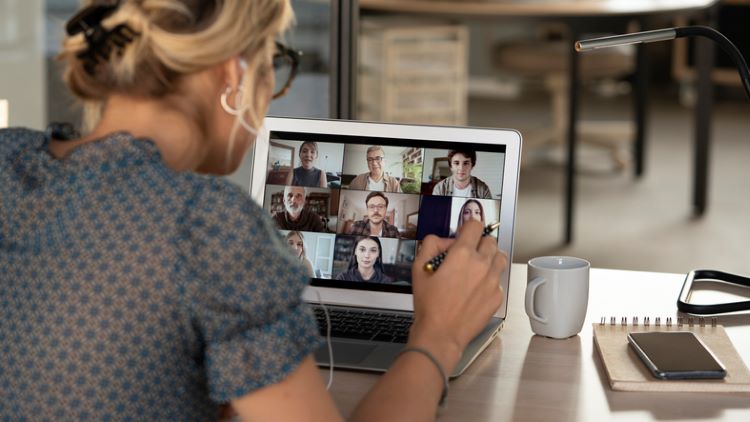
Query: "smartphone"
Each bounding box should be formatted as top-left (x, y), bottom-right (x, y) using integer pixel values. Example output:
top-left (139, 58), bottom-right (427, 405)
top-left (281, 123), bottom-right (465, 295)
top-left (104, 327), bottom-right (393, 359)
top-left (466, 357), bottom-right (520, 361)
top-left (627, 331), bottom-right (727, 380)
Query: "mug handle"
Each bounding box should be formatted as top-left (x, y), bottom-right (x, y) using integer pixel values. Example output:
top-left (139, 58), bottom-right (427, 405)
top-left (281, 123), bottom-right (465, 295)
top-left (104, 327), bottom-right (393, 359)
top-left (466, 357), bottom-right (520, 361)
top-left (525, 276), bottom-right (548, 323)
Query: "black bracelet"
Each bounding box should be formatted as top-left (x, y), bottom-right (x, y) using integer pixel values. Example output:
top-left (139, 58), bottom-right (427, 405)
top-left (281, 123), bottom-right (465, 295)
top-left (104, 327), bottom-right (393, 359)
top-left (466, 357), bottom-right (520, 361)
top-left (397, 346), bottom-right (449, 406)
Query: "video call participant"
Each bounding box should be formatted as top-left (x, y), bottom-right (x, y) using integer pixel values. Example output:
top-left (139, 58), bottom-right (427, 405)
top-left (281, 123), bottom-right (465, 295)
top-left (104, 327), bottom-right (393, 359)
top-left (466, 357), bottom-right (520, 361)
top-left (457, 199), bottom-right (485, 230)
top-left (348, 146), bottom-right (402, 192)
top-left (335, 236), bottom-right (394, 283)
top-left (285, 231), bottom-right (314, 277)
top-left (273, 186), bottom-right (324, 232)
top-left (452, 199), bottom-right (492, 239)
top-left (432, 150), bottom-right (492, 199)
top-left (348, 191), bottom-right (400, 238)
top-left (286, 141), bottom-right (327, 187)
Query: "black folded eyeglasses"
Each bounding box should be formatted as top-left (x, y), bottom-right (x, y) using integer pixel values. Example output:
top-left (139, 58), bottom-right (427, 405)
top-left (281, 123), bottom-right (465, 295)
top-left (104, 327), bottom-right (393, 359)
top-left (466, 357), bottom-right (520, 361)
top-left (272, 41), bottom-right (301, 99)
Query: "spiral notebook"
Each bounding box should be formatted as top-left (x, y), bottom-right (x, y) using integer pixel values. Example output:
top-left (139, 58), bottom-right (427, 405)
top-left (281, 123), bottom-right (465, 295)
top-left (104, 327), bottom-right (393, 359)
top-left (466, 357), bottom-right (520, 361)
top-left (593, 317), bottom-right (750, 392)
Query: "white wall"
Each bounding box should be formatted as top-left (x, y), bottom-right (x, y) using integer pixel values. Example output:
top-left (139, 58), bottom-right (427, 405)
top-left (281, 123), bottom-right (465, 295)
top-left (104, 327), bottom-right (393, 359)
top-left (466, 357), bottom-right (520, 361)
top-left (0, 0), bottom-right (45, 129)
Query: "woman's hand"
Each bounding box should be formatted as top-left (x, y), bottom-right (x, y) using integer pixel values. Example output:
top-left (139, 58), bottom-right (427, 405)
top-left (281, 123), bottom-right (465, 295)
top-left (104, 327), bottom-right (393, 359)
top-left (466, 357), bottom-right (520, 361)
top-left (408, 220), bottom-right (507, 373)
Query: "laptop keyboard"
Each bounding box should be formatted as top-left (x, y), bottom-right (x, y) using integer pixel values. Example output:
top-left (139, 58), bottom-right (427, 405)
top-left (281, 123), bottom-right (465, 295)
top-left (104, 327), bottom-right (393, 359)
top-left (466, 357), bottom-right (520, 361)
top-left (312, 305), bottom-right (412, 344)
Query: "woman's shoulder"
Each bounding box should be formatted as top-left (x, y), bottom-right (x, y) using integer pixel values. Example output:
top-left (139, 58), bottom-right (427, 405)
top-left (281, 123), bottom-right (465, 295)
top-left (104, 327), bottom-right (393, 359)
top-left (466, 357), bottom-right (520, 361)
top-left (0, 127), bottom-right (45, 156)
top-left (178, 173), bottom-right (265, 218)
top-left (378, 270), bottom-right (394, 284)
top-left (335, 269), bottom-right (353, 280)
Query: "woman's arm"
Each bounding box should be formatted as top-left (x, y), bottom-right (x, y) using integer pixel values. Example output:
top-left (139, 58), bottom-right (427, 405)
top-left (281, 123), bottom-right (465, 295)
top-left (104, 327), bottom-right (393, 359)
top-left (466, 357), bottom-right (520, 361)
top-left (231, 357), bottom-right (343, 421)
top-left (319, 169), bottom-right (327, 188)
top-left (350, 222), bottom-right (505, 421)
top-left (231, 345), bottom-right (458, 422)
top-left (303, 258), bottom-right (315, 278)
top-left (285, 169), bottom-right (293, 186)
top-left (231, 221), bottom-right (505, 422)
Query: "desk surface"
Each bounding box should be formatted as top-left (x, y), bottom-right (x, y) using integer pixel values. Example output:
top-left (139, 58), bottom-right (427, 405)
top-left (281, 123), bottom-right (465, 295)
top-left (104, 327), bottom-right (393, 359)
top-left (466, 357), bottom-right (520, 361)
top-left (323, 264), bottom-right (750, 421)
top-left (360, 0), bottom-right (719, 17)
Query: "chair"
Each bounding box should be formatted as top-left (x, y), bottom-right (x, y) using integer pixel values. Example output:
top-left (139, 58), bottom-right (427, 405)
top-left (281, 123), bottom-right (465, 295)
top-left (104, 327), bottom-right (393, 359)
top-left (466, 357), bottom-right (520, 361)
top-left (493, 32), bottom-right (636, 170)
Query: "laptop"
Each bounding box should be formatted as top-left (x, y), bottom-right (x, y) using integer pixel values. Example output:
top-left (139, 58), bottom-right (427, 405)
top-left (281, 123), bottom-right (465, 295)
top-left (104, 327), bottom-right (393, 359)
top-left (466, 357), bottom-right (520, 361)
top-left (250, 117), bottom-right (521, 377)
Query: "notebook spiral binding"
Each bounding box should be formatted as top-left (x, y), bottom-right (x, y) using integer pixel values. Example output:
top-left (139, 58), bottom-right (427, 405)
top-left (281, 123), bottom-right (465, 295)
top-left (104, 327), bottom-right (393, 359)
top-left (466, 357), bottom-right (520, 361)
top-left (599, 316), bottom-right (718, 327)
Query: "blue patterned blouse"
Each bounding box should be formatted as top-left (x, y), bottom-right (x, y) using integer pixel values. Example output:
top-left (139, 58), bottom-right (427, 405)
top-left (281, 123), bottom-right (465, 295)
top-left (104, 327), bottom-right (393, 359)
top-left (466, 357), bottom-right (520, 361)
top-left (0, 128), bottom-right (322, 420)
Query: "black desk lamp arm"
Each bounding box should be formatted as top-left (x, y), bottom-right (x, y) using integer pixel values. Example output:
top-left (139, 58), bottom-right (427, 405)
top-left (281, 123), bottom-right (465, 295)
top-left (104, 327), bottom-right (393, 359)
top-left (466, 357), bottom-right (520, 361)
top-left (675, 26), bottom-right (750, 101)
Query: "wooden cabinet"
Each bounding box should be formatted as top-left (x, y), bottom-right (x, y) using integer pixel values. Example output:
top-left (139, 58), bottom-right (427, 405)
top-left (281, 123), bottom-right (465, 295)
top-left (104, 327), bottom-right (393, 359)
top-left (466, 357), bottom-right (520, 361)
top-left (267, 169), bottom-right (290, 185)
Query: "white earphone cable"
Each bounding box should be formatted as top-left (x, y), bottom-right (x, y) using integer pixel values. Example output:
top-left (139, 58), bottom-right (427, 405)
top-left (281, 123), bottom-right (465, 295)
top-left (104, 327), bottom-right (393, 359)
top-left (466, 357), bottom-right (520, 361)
top-left (314, 289), bottom-right (334, 390)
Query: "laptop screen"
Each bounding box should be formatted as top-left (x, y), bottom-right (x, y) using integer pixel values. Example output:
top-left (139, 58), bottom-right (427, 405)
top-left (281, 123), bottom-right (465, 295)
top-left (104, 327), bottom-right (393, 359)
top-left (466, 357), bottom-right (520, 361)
top-left (257, 128), bottom-right (507, 294)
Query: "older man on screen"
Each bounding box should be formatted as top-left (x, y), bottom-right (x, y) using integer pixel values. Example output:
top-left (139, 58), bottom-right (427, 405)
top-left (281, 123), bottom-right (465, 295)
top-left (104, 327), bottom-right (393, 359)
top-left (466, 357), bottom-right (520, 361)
top-left (348, 192), bottom-right (400, 238)
top-left (432, 150), bottom-right (492, 198)
top-left (348, 146), bottom-right (402, 192)
top-left (273, 186), bottom-right (324, 232)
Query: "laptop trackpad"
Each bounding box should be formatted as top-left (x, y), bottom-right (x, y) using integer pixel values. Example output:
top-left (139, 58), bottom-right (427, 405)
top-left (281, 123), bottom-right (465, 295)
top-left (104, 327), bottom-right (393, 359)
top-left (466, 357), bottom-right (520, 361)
top-left (315, 341), bottom-right (377, 365)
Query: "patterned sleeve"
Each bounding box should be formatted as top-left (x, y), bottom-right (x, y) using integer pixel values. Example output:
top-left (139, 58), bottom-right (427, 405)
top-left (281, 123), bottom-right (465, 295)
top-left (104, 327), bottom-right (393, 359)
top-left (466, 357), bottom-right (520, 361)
top-left (176, 177), bottom-right (322, 403)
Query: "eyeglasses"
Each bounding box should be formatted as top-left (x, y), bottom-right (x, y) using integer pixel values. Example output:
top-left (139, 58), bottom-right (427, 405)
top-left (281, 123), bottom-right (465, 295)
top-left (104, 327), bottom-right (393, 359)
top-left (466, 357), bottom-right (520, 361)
top-left (272, 41), bottom-right (301, 100)
top-left (367, 204), bottom-right (386, 211)
top-left (366, 156), bottom-right (384, 163)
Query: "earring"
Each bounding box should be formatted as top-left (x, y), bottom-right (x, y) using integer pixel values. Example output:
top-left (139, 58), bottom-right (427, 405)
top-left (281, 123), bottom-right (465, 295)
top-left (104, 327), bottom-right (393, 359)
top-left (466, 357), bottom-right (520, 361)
top-left (220, 85), bottom-right (241, 116)
top-left (220, 83), bottom-right (258, 136)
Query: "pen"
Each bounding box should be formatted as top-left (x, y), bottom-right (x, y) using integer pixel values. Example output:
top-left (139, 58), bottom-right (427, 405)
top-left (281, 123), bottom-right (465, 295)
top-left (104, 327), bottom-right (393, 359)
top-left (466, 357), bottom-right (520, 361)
top-left (423, 221), bottom-right (501, 272)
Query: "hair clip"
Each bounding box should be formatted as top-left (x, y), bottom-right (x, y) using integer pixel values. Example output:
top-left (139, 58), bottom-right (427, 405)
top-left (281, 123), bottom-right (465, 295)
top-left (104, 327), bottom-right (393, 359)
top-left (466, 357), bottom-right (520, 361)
top-left (45, 122), bottom-right (80, 142)
top-left (65, 1), bottom-right (139, 75)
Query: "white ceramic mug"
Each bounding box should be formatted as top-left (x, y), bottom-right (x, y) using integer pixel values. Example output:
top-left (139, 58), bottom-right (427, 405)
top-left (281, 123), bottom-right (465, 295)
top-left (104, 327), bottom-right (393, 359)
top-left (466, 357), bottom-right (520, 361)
top-left (525, 256), bottom-right (590, 339)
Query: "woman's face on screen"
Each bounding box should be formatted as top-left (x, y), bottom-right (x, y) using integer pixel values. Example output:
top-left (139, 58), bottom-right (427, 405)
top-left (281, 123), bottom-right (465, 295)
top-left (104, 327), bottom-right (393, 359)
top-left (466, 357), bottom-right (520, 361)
top-left (287, 234), bottom-right (304, 257)
top-left (299, 143), bottom-right (317, 169)
top-left (462, 202), bottom-right (483, 223)
top-left (354, 238), bottom-right (379, 270)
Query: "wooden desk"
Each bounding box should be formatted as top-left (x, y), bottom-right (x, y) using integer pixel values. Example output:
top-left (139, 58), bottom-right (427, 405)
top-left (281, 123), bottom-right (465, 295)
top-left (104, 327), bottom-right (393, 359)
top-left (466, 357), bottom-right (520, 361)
top-left (358, 0), bottom-right (719, 245)
top-left (323, 263), bottom-right (750, 420)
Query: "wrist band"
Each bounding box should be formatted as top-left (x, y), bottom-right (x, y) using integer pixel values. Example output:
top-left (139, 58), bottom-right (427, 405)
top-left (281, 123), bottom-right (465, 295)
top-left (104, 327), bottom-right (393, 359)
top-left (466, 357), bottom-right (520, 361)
top-left (398, 346), bottom-right (449, 406)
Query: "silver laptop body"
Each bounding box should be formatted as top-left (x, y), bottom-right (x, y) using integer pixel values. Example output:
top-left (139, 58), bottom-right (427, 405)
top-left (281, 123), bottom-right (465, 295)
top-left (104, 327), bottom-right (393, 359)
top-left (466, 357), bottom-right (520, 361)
top-left (250, 117), bottom-right (521, 377)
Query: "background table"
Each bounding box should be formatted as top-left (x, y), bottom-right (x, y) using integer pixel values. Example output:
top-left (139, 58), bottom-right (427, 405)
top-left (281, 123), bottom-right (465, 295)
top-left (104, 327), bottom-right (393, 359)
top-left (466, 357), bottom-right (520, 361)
top-left (358, 0), bottom-right (720, 244)
top-left (322, 263), bottom-right (750, 420)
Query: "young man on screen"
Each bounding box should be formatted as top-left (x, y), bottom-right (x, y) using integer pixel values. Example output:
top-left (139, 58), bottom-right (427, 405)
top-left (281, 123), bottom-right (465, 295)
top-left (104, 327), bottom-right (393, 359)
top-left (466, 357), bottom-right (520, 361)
top-left (432, 150), bottom-right (491, 199)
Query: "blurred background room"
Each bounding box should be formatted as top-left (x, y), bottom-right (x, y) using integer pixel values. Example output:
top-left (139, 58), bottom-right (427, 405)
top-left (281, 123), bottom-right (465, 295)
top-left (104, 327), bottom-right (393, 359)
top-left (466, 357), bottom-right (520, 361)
top-left (3, 0), bottom-right (749, 276)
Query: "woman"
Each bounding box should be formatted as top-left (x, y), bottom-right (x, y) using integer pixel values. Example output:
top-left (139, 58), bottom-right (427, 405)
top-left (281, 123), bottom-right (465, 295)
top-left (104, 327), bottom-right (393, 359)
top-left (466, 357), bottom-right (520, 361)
top-left (286, 230), bottom-right (315, 277)
top-left (0, 0), bottom-right (506, 420)
top-left (457, 199), bottom-right (485, 231)
top-left (335, 236), bottom-right (394, 283)
top-left (285, 141), bottom-right (327, 187)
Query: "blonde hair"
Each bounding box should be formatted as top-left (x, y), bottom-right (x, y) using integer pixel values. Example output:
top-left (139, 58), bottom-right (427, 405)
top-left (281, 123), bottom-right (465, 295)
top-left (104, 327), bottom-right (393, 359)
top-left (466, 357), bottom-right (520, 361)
top-left (60, 0), bottom-right (293, 132)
